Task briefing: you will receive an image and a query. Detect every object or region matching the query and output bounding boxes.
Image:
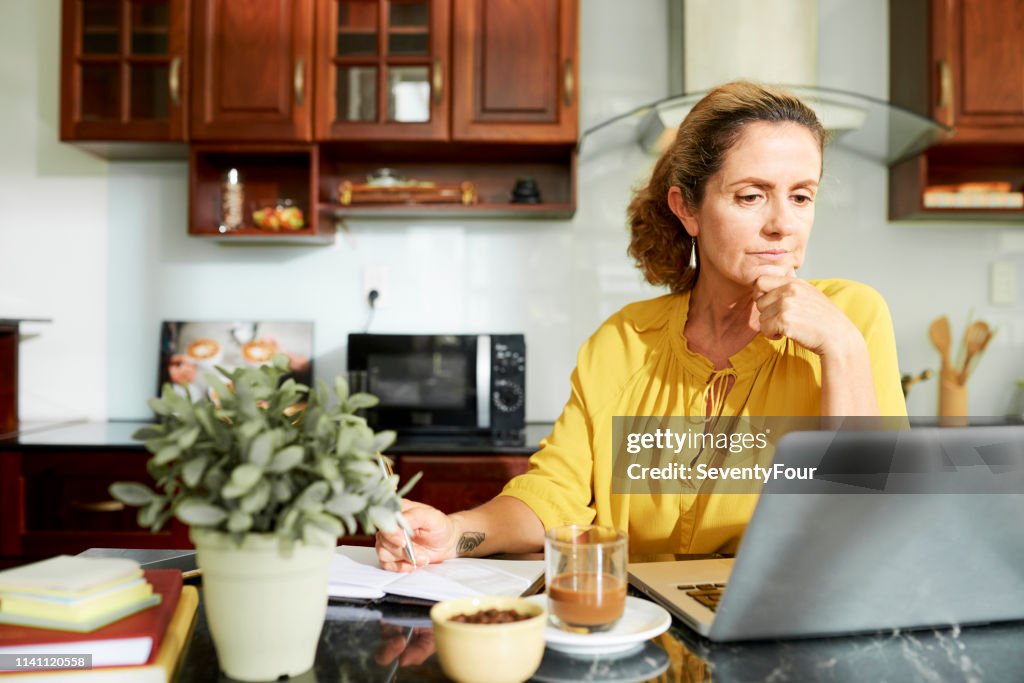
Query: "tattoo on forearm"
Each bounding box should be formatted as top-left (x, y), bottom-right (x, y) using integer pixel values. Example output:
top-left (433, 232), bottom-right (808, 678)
top-left (456, 532), bottom-right (485, 556)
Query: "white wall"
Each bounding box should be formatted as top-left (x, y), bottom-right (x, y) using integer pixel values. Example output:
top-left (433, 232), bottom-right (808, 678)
top-left (0, 0), bottom-right (110, 421)
top-left (4, 0), bottom-right (1022, 424)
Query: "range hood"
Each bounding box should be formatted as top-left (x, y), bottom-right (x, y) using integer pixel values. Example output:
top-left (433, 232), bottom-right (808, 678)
top-left (579, 0), bottom-right (951, 166)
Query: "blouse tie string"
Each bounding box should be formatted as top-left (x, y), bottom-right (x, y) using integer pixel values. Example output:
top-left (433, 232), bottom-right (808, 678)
top-left (703, 367), bottom-right (739, 421)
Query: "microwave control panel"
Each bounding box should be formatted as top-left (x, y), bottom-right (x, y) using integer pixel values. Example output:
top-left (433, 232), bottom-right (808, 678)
top-left (492, 336), bottom-right (526, 437)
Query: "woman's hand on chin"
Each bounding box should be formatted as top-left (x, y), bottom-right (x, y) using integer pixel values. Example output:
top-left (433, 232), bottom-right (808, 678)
top-left (751, 271), bottom-right (864, 358)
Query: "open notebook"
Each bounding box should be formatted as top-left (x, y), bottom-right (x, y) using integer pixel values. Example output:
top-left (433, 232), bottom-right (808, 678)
top-left (329, 546), bottom-right (544, 603)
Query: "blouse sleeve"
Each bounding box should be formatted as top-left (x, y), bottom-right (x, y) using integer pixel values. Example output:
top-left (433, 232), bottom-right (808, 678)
top-left (498, 361), bottom-right (598, 530)
top-left (835, 281), bottom-right (908, 417)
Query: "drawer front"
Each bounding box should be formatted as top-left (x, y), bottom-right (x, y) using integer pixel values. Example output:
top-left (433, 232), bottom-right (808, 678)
top-left (398, 455), bottom-right (529, 514)
top-left (19, 449), bottom-right (190, 557)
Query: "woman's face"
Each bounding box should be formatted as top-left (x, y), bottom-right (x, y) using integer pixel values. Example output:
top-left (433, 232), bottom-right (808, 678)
top-left (675, 121), bottom-right (822, 289)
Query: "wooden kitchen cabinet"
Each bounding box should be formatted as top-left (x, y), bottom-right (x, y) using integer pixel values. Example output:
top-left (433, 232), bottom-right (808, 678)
top-left (189, 144), bottom-right (333, 243)
top-left (889, 0), bottom-right (1024, 221)
top-left (314, 0), bottom-right (451, 141)
top-left (190, 0), bottom-right (314, 141)
top-left (60, 0), bottom-right (189, 145)
top-left (1, 449), bottom-right (190, 564)
top-left (451, 0), bottom-right (578, 143)
top-left (397, 455), bottom-right (529, 514)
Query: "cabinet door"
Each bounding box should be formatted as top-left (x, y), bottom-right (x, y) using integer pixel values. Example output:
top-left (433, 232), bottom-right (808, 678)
top-left (451, 0), bottom-right (578, 143)
top-left (60, 0), bottom-right (188, 141)
top-left (397, 455), bottom-right (529, 514)
top-left (191, 0), bottom-right (313, 141)
top-left (933, 0), bottom-right (1024, 136)
top-left (314, 0), bottom-right (450, 140)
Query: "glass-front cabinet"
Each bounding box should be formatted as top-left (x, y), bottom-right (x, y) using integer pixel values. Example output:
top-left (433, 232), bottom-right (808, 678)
top-left (314, 0), bottom-right (450, 140)
top-left (60, 0), bottom-right (187, 141)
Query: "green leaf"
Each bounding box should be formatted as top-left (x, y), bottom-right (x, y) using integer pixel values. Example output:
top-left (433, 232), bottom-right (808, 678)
top-left (154, 444), bottom-right (182, 466)
top-left (138, 499), bottom-right (164, 529)
top-left (267, 445), bottom-right (304, 473)
top-left (334, 376), bottom-right (350, 405)
top-left (303, 513), bottom-right (343, 540)
top-left (175, 499), bottom-right (228, 527)
top-left (132, 425), bottom-right (166, 440)
top-left (371, 430), bottom-right (397, 454)
top-left (335, 428), bottom-right (355, 456)
top-left (182, 456), bottom-right (209, 489)
top-left (239, 480), bottom-right (271, 514)
top-left (396, 469), bottom-right (422, 498)
top-left (110, 482), bottom-right (156, 507)
top-left (367, 505), bottom-right (398, 533)
top-left (296, 481), bottom-right (329, 512)
top-left (344, 393), bottom-right (380, 412)
top-left (177, 426), bottom-right (201, 450)
top-left (248, 431), bottom-right (274, 467)
top-left (227, 510), bottom-right (254, 533)
top-left (222, 463), bottom-right (263, 499)
top-left (147, 397), bottom-right (173, 416)
top-left (325, 493), bottom-right (367, 516)
top-left (278, 507), bottom-right (300, 533)
top-left (272, 479), bottom-right (292, 502)
top-left (272, 353), bottom-right (290, 371)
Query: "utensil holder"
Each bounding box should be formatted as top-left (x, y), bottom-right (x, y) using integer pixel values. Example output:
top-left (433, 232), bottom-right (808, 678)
top-left (938, 373), bottom-right (968, 427)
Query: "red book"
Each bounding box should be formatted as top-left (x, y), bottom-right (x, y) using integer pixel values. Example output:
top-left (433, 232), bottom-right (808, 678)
top-left (0, 570), bottom-right (183, 668)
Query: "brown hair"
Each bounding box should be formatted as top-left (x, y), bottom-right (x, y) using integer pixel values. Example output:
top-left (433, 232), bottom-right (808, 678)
top-left (626, 81), bottom-right (828, 293)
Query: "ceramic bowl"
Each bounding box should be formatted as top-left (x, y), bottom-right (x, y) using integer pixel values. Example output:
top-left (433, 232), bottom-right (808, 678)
top-left (430, 595), bottom-right (547, 683)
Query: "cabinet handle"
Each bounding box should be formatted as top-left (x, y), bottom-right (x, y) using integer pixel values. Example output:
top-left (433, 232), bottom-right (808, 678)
top-left (432, 58), bottom-right (443, 106)
top-left (169, 56), bottom-right (181, 107)
top-left (937, 59), bottom-right (952, 112)
top-left (563, 58), bottom-right (574, 108)
top-left (294, 58), bottom-right (306, 106)
top-left (71, 500), bottom-right (126, 513)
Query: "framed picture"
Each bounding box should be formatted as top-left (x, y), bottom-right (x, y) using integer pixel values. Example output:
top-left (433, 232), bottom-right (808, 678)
top-left (158, 321), bottom-right (314, 400)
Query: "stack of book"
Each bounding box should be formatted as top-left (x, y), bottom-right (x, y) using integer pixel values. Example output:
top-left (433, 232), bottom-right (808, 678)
top-left (0, 556), bottom-right (159, 632)
top-left (0, 557), bottom-right (197, 682)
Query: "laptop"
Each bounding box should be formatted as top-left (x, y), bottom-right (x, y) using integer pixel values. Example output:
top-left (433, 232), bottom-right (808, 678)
top-left (628, 426), bottom-right (1024, 642)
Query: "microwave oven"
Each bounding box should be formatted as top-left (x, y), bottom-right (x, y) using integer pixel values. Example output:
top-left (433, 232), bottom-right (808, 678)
top-left (347, 333), bottom-right (526, 443)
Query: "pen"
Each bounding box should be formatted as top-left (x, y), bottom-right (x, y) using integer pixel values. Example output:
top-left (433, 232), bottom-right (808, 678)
top-left (378, 456), bottom-right (418, 569)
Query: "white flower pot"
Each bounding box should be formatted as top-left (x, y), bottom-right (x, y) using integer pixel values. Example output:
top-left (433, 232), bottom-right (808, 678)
top-left (191, 529), bottom-right (334, 682)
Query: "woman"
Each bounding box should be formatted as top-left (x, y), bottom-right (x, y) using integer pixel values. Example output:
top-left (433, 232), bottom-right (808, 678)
top-left (376, 81), bottom-right (907, 568)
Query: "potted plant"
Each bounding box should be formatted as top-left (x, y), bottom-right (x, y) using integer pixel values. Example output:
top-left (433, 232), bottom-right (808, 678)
top-left (111, 355), bottom-right (417, 682)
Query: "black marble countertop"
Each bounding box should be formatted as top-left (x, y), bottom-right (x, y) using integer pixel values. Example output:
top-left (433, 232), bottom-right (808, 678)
top-left (77, 549), bottom-right (1024, 682)
top-left (176, 595), bottom-right (1024, 682)
top-left (0, 420), bottom-right (552, 455)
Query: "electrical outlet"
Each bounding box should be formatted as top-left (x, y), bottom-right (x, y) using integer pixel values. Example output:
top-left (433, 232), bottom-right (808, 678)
top-left (363, 264), bottom-right (389, 308)
top-left (990, 261), bottom-right (1017, 305)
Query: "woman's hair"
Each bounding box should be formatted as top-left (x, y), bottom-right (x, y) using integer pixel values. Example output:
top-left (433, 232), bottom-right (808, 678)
top-left (626, 81), bottom-right (828, 293)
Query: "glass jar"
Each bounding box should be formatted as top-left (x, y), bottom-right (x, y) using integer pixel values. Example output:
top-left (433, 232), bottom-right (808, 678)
top-left (219, 168), bottom-right (244, 232)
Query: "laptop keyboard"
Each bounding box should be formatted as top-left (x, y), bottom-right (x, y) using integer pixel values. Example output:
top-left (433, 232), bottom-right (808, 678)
top-left (677, 583), bottom-right (727, 612)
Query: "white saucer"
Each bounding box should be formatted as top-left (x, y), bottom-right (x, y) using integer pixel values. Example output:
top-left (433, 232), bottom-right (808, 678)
top-left (525, 594), bottom-right (672, 656)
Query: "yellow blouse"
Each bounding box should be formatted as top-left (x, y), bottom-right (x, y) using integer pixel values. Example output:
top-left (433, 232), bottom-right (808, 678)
top-left (500, 279), bottom-right (907, 556)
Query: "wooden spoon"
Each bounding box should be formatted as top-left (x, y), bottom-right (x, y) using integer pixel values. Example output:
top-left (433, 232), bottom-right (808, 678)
top-left (928, 316), bottom-right (952, 370)
top-left (960, 322), bottom-right (993, 384)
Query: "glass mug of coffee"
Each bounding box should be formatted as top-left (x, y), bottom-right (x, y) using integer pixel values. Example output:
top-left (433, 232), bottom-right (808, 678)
top-left (544, 525), bottom-right (628, 633)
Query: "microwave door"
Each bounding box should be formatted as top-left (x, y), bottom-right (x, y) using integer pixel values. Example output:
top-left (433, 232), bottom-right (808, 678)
top-left (476, 334), bottom-right (491, 430)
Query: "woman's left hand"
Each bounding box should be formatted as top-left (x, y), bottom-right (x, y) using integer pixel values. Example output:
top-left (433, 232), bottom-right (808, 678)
top-left (752, 270), bottom-right (863, 358)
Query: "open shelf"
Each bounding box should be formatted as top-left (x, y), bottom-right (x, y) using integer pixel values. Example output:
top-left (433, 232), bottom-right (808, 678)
top-left (317, 141), bottom-right (576, 220)
top-left (189, 144), bottom-right (334, 245)
top-left (889, 143), bottom-right (1024, 222)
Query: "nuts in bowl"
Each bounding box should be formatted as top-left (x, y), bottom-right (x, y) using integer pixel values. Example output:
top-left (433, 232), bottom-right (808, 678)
top-left (430, 596), bottom-right (547, 683)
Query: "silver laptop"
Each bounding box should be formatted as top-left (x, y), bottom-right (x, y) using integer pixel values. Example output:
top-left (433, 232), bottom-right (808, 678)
top-left (628, 426), bottom-right (1024, 642)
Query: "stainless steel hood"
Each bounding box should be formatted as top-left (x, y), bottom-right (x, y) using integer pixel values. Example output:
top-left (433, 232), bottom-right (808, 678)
top-left (579, 0), bottom-right (951, 166)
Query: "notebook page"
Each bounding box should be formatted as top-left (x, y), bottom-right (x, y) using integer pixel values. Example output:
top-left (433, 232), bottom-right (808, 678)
top-left (330, 546), bottom-right (543, 602)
